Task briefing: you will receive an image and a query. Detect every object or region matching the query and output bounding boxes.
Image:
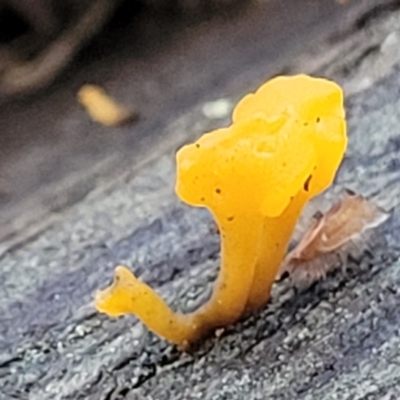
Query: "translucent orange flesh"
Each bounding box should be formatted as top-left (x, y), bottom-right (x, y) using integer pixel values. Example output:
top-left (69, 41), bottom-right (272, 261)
top-left (95, 75), bottom-right (347, 347)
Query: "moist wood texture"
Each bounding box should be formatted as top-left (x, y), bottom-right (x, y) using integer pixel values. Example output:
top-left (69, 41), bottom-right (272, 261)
top-left (1, 1), bottom-right (400, 399)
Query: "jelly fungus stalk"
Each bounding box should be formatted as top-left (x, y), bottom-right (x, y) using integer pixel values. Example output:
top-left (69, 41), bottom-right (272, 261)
top-left (96, 266), bottom-right (200, 346)
top-left (194, 212), bottom-right (264, 326)
top-left (245, 190), bottom-right (309, 311)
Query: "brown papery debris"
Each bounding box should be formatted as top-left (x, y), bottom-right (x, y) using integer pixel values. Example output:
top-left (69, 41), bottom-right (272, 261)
top-left (279, 190), bottom-right (389, 282)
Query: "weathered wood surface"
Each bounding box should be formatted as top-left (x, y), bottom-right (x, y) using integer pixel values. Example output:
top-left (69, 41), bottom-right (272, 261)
top-left (1, 1), bottom-right (400, 399)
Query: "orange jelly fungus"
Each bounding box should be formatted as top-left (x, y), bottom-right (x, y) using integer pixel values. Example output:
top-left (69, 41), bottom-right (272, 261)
top-left (77, 84), bottom-right (137, 127)
top-left (95, 75), bottom-right (347, 348)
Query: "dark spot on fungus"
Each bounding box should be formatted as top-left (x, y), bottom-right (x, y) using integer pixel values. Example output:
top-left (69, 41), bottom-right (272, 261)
top-left (316, 117), bottom-right (321, 123)
top-left (210, 223), bottom-right (220, 235)
top-left (303, 175), bottom-right (312, 191)
top-left (227, 216), bottom-right (235, 221)
top-left (201, 197), bottom-right (205, 202)
top-left (196, 144), bottom-right (200, 149)
top-left (303, 122), bottom-right (309, 126)
top-left (215, 188), bottom-right (221, 194)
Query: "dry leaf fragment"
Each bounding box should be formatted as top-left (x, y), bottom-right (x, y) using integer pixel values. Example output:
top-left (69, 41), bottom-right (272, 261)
top-left (279, 190), bottom-right (390, 282)
top-left (77, 84), bottom-right (137, 127)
